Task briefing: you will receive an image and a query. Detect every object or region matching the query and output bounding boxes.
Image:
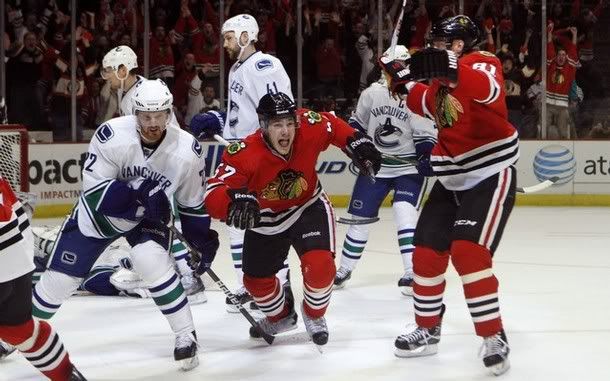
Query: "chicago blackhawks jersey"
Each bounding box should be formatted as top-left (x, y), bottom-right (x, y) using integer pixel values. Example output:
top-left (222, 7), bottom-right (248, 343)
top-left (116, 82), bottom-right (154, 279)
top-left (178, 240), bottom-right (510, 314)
top-left (350, 81), bottom-right (437, 178)
top-left (0, 177), bottom-right (34, 282)
top-left (224, 51), bottom-right (293, 140)
top-left (205, 109), bottom-right (355, 235)
top-left (406, 50), bottom-right (519, 190)
top-left (77, 115), bottom-right (207, 239)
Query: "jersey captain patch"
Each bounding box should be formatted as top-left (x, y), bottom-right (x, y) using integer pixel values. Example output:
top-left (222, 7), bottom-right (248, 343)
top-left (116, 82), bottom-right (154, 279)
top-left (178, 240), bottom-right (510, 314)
top-left (226, 141), bottom-right (246, 155)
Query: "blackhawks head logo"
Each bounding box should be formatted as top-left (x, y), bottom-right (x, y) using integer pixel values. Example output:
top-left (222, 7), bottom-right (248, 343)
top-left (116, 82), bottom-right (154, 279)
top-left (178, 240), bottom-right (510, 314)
top-left (260, 169), bottom-right (309, 201)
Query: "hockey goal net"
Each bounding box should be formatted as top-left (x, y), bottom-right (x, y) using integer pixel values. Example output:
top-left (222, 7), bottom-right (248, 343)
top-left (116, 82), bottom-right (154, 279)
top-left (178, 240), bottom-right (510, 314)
top-left (0, 125), bottom-right (29, 192)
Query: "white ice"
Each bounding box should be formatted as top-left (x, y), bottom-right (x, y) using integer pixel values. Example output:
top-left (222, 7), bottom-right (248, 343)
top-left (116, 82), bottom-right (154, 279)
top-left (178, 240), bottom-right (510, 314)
top-left (2, 207), bottom-right (610, 380)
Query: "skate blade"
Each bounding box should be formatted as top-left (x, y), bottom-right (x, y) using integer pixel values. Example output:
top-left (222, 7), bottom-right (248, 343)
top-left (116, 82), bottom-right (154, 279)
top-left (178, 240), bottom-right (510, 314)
top-left (489, 359), bottom-right (510, 376)
top-left (394, 343), bottom-right (438, 358)
top-left (187, 292), bottom-right (208, 305)
top-left (178, 355), bottom-right (199, 371)
top-left (400, 287), bottom-right (413, 296)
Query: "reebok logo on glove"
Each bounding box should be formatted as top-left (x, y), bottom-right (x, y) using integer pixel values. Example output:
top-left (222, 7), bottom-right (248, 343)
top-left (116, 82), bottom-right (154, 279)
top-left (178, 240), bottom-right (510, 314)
top-left (233, 193), bottom-right (257, 202)
top-left (348, 137), bottom-right (371, 150)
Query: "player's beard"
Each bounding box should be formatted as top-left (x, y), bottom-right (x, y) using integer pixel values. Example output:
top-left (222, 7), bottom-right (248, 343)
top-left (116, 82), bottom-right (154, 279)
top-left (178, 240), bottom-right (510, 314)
top-left (226, 45), bottom-right (240, 60)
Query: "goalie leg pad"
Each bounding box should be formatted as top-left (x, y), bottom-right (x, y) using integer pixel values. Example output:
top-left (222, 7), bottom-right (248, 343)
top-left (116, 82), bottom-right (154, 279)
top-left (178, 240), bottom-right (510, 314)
top-left (413, 246), bottom-right (450, 329)
top-left (450, 239), bottom-right (503, 337)
top-left (301, 250), bottom-right (335, 319)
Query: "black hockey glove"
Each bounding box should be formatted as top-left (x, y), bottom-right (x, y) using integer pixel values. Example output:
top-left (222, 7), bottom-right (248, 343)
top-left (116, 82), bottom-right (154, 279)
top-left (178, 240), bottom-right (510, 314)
top-left (136, 178), bottom-right (171, 225)
top-left (378, 55), bottom-right (414, 95)
top-left (415, 141), bottom-right (435, 177)
top-left (226, 188), bottom-right (261, 230)
top-left (409, 48), bottom-right (459, 83)
top-left (188, 229), bottom-right (220, 275)
top-left (345, 131), bottom-right (382, 181)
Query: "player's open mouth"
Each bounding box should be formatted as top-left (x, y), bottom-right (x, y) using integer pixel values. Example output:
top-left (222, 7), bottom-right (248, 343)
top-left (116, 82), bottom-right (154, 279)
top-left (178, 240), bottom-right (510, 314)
top-left (278, 139), bottom-right (290, 147)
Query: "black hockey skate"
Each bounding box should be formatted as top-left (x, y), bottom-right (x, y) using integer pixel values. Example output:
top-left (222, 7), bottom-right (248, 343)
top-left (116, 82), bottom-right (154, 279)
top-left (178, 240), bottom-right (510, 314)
top-left (226, 286), bottom-right (257, 313)
top-left (301, 304), bottom-right (329, 346)
top-left (249, 286), bottom-right (297, 339)
top-left (397, 271), bottom-right (414, 296)
top-left (395, 304), bottom-right (445, 357)
top-left (174, 331), bottom-right (199, 371)
top-left (0, 341), bottom-right (15, 360)
top-left (333, 266), bottom-right (352, 289)
top-left (480, 330), bottom-right (510, 376)
top-left (69, 365), bottom-right (87, 380)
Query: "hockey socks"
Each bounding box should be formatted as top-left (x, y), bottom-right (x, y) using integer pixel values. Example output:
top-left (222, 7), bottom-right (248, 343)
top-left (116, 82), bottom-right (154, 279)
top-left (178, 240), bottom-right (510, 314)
top-left (148, 269), bottom-right (194, 334)
top-left (451, 240), bottom-right (503, 337)
top-left (339, 223), bottom-right (370, 271)
top-left (32, 271), bottom-right (83, 320)
top-left (393, 201), bottom-right (419, 274)
top-left (244, 275), bottom-right (290, 321)
top-left (301, 250), bottom-right (335, 319)
top-left (413, 246), bottom-right (450, 328)
top-left (0, 319), bottom-right (74, 381)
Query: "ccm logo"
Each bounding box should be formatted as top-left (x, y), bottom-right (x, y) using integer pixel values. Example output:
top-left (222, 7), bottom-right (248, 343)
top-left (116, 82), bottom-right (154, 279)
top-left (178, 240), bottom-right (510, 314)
top-left (454, 219), bottom-right (477, 226)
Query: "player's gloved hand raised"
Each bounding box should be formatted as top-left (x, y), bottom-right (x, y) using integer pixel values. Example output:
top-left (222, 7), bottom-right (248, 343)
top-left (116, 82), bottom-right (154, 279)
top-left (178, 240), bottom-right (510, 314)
top-left (226, 188), bottom-right (260, 230)
top-left (378, 55), bottom-right (413, 95)
top-left (345, 131), bottom-right (382, 181)
top-left (188, 229), bottom-right (220, 275)
top-left (409, 48), bottom-right (459, 83)
top-left (135, 178), bottom-right (171, 225)
top-left (189, 111), bottom-right (225, 139)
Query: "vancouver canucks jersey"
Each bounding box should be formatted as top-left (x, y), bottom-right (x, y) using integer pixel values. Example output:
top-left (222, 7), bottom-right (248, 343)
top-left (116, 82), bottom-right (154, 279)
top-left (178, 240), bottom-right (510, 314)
top-left (224, 51), bottom-right (293, 139)
top-left (349, 82), bottom-right (437, 178)
top-left (77, 115), bottom-right (206, 239)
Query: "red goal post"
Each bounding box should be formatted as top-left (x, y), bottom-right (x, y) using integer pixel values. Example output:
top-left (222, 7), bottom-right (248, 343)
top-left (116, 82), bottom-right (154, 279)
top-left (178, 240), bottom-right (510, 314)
top-left (0, 124), bottom-right (29, 192)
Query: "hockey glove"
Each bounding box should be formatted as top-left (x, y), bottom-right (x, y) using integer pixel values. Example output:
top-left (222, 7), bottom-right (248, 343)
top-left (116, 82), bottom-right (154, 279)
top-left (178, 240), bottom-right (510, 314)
top-left (188, 229), bottom-right (220, 275)
top-left (135, 178), bottom-right (171, 225)
top-left (189, 111), bottom-right (226, 140)
top-left (378, 55), bottom-right (414, 95)
top-left (415, 140), bottom-right (435, 177)
top-left (409, 48), bottom-right (459, 83)
top-left (345, 131), bottom-right (382, 181)
top-left (226, 188), bottom-right (260, 230)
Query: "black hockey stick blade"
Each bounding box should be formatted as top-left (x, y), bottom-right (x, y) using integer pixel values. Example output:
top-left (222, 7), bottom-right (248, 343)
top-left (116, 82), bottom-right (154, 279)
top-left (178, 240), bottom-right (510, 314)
top-left (336, 216), bottom-right (380, 225)
top-left (168, 225), bottom-right (275, 345)
top-left (516, 176), bottom-right (559, 194)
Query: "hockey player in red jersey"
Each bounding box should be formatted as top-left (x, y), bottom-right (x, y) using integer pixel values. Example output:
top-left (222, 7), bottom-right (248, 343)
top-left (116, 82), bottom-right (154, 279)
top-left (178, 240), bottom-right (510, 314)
top-left (0, 177), bottom-right (86, 380)
top-left (205, 92), bottom-right (381, 346)
top-left (379, 15), bottom-right (518, 375)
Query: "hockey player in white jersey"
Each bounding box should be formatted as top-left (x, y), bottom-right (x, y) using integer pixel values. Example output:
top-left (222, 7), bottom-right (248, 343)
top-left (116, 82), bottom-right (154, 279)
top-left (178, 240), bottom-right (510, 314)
top-left (189, 14), bottom-right (293, 312)
top-left (31, 79), bottom-right (219, 371)
top-left (334, 46), bottom-right (437, 295)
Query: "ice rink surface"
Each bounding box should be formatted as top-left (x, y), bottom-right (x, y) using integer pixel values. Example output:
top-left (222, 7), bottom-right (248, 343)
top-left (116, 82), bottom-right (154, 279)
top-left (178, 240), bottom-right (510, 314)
top-left (2, 206), bottom-right (609, 381)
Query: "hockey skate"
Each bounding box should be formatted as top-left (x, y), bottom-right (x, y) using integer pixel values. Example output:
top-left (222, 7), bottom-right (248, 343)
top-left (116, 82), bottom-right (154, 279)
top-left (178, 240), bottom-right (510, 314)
top-left (0, 341), bottom-right (15, 360)
top-left (397, 271), bottom-right (414, 296)
top-left (181, 273), bottom-right (207, 305)
top-left (300, 304), bottom-right (329, 346)
top-left (395, 304), bottom-right (445, 357)
top-left (480, 330), bottom-right (510, 376)
top-left (249, 289), bottom-right (298, 339)
top-left (69, 365), bottom-right (87, 380)
top-left (226, 286), bottom-right (257, 313)
top-left (333, 266), bottom-right (352, 289)
top-left (174, 331), bottom-right (199, 371)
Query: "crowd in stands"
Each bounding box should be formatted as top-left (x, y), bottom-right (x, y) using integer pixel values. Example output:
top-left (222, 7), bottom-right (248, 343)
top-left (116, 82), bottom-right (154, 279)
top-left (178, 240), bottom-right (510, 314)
top-left (2, 0), bottom-right (609, 141)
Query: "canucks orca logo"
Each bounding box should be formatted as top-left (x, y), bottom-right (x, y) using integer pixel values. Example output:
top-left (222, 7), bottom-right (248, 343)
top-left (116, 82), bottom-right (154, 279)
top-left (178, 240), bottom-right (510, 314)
top-left (192, 139), bottom-right (203, 157)
top-left (255, 59), bottom-right (273, 71)
top-left (229, 100), bottom-right (239, 127)
top-left (374, 117), bottom-right (402, 148)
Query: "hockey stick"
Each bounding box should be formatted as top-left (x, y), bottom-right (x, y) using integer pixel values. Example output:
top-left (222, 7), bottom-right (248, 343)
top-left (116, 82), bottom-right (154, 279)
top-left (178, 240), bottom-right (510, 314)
top-left (213, 134), bottom-right (230, 145)
top-left (336, 216), bottom-right (380, 225)
top-left (168, 225), bottom-right (275, 345)
top-left (389, 0), bottom-right (408, 56)
top-left (517, 176), bottom-right (559, 194)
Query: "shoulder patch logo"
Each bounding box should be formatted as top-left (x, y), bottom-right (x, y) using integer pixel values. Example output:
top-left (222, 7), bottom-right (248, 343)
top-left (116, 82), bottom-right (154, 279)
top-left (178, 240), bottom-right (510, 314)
top-left (255, 59), bottom-right (274, 71)
top-left (95, 123), bottom-right (114, 143)
top-left (192, 139), bottom-right (203, 157)
top-left (226, 141), bottom-right (246, 155)
top-left (303, 111), bottom-right (322, 125)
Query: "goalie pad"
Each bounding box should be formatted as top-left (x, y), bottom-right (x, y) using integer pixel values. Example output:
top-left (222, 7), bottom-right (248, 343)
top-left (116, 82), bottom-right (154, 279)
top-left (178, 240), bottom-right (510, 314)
top-left (409, 48), bottom-right (459, 82)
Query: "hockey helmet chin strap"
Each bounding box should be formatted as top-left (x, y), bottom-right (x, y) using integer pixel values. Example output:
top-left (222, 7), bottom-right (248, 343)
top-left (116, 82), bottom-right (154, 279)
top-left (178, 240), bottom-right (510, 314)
top-left (114, 68), bottom-right (130, 112)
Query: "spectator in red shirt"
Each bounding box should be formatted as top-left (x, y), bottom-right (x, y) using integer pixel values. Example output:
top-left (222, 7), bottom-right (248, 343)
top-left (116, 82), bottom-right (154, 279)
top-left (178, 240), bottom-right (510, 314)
top-left (315, 37), bottom-right (343, 98)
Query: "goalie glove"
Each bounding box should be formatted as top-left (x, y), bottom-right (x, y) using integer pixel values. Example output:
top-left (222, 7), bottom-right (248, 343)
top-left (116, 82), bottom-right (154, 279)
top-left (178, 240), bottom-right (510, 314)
top-left (378, 55), bottom-right (414, 95)
top-left (345, 131), bottom-right (382, 181)
top-left (409, 48), bottom-right (459, 83)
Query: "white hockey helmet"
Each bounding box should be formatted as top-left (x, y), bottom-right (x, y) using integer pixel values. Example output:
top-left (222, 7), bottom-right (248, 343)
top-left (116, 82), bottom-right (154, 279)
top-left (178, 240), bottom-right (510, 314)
top-left (101, 45), bottom-right (138, 79)
top-left (132, 79), bottom-right (173, 114)
top-left (382, 44), bottom-right (411, 61)
top-left (221, 14), bottom-right (259, 46)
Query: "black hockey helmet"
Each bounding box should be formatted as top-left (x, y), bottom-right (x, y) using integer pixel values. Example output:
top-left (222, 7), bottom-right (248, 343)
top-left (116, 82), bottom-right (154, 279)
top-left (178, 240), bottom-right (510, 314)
top-left (429, 15), bottom-right (481, 52)
top-left (256, 92), bottom-right (296, 124)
